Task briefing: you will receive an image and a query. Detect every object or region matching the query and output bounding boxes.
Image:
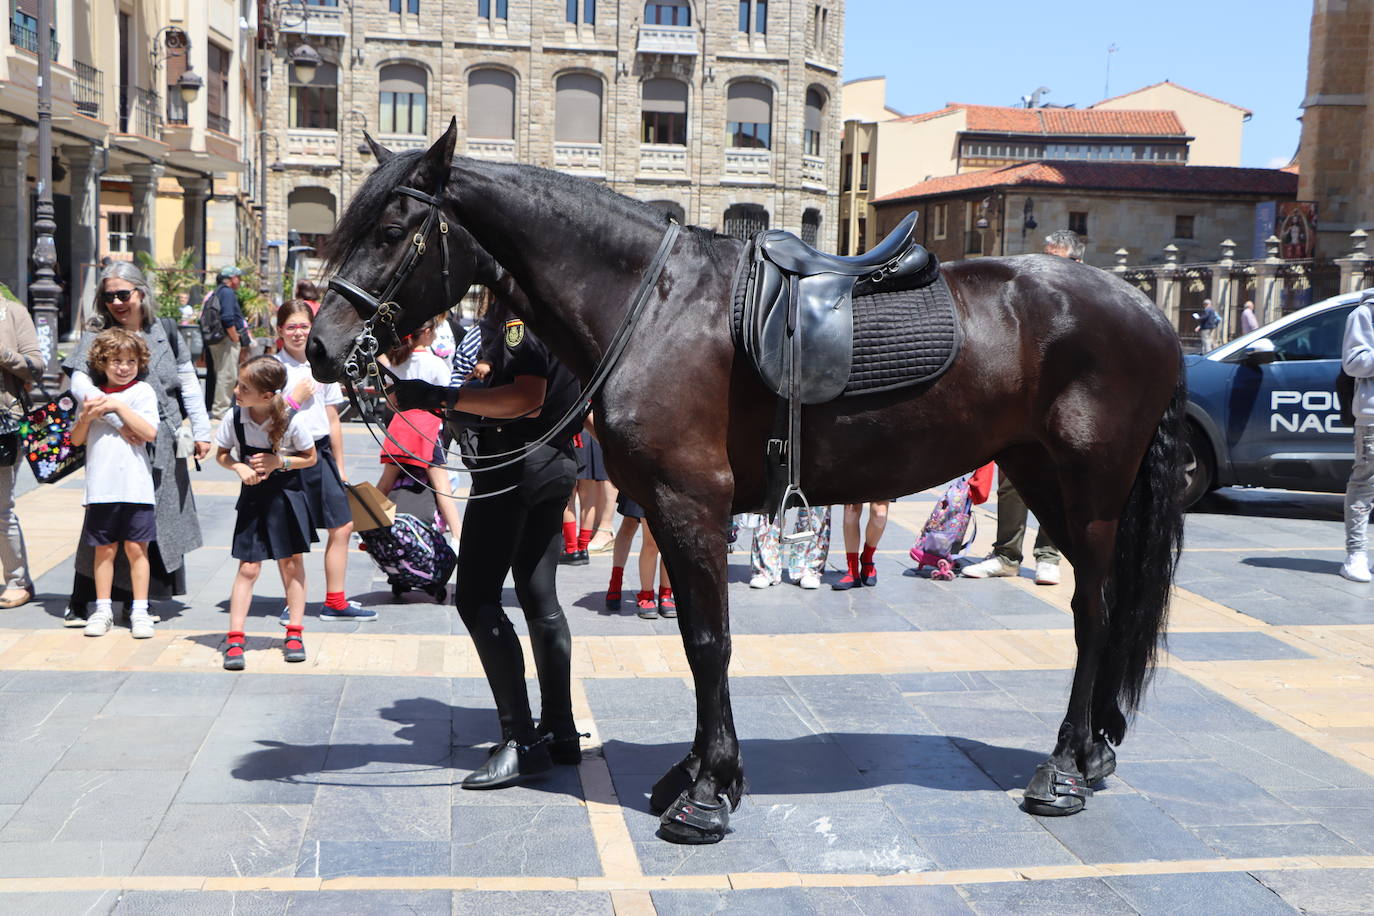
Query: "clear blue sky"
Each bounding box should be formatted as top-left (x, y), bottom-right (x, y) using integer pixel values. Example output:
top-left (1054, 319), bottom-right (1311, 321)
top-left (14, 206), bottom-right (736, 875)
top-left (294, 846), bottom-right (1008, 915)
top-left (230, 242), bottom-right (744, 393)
top-left (843, 1), bottom-right (1312, 169)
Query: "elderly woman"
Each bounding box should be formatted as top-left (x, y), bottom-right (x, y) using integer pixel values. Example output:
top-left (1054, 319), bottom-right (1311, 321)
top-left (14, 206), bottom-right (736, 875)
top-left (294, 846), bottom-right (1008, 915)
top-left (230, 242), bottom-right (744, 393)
top-left (61, 261), bottom-right (212, 624)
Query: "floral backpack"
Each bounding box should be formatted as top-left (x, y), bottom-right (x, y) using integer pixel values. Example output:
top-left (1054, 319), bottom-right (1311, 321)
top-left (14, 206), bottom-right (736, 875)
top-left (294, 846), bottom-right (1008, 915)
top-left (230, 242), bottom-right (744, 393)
top-left (910, 475), bottom-right (978, 581)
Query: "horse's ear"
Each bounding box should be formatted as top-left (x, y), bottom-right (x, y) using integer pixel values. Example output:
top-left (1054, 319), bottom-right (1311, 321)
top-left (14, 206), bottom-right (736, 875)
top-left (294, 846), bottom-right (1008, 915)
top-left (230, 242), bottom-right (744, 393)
top-left (363, 131), bottom-right (396, 164)
top-left (415, 117), bottom-right (458, 189)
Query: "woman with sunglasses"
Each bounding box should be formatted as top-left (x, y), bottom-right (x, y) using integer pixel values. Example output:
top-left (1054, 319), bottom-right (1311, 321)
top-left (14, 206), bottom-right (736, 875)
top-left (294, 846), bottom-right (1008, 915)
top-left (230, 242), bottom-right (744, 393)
top-left (59, 261), bottom-right (213, 626)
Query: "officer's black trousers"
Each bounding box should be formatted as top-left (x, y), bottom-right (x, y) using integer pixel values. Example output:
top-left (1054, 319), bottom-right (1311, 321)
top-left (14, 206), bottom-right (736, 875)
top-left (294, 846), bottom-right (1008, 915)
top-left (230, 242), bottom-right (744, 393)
top-left (455, 443), bottom-right (577, 744)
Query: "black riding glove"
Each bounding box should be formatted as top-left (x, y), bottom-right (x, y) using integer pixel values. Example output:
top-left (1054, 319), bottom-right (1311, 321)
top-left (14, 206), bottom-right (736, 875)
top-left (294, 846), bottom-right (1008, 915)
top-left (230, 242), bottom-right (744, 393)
top-left (389, 379), bottom-right (454, 411)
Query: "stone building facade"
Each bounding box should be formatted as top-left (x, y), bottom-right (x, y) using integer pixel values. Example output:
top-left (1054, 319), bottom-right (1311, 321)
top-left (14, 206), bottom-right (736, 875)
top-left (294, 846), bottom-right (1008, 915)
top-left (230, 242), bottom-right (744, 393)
top-left (1297, 0), bottom-right (1374, 258)
top-left (266, 0), bottom-right (845, 280)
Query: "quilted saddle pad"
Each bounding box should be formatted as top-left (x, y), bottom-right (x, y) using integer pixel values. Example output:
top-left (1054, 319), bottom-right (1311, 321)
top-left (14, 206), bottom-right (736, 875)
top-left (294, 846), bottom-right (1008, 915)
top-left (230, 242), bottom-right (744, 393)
top-left (842, 275), bottom-right (961, 397)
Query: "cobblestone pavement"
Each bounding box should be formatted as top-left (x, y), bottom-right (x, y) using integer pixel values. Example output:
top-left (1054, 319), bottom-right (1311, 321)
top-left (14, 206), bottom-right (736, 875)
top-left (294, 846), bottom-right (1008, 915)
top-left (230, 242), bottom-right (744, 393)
top-left (0, 427), bottom-right (1370, 914)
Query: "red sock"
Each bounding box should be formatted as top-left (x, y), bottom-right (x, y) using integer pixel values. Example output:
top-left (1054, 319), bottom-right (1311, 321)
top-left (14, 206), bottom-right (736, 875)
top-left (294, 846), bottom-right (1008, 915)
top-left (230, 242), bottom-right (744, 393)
top-left (860, 544), bottom-right (878, 568)
top-left (658, 585), bottom-right (673, 600)
top-left (635, 589), bottom-right (655, 607)
top-left (285, 624), bottom-right (303, 643)
top-left (324, 591), bottom-right (347, 611)
top-left (562, 521), bottom-right (578, 553)
top-left (607, 566), bottom-right (624, 594)
top-left (845, 552), bottom-right (861, 578)
top-left (578, 527), bottom-right (593, 550)
top-left (225, 630), bottom-right (245, 658)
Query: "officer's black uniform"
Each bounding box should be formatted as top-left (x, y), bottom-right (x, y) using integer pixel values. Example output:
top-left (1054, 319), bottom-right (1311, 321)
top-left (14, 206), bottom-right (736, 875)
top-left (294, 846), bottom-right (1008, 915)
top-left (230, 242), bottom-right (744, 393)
top-left (450, 319), bottom-right (582, 788)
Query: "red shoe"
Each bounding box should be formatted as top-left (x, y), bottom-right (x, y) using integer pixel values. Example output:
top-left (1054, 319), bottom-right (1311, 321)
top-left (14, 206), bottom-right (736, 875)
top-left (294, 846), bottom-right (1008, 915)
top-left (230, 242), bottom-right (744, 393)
top-left (636, 590), bottom-right (659, 619)
top-left (832, 572), bottom-right (860, 591)
top-left (657, 588), bottom-right (676, 619)
top-left (860, 564), bottom-right (878, 587)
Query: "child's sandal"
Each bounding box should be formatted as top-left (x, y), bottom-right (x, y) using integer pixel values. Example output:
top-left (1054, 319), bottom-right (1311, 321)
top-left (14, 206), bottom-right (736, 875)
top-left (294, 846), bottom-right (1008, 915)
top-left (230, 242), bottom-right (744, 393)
top-left (635, 590), bottom-right (658, 620)
top-left (283, 626), bottom-right (306, 663)
top-left (223, 631), bottom-right (246, 671)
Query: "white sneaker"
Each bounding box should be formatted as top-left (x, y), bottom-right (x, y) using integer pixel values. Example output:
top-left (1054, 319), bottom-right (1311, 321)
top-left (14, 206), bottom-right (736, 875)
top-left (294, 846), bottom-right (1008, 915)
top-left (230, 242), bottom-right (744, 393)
top-left (129, 612), bottom-right (155, 639)
top-left (1340, 552), bottom-right (1371, 583)
top-left (961, 556), bottom-right (1018, 579)
top-left (748, 574), bottom-right (775, 589)
top-left (1034, 562), bottom-right (1062, 586)
top-left (797, 572), bottom-right (821, 590)
top-left (83, 610), bottom-right (114, 637)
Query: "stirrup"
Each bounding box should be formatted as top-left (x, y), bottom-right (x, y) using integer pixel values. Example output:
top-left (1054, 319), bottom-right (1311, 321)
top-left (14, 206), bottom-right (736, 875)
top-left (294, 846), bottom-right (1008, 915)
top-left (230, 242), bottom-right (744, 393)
top-left (778, 485), bottom-right (818, 543)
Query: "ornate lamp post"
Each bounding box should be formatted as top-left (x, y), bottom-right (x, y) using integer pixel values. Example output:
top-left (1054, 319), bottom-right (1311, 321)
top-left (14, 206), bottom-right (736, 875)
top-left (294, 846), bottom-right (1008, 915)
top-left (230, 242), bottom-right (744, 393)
top-left (28, 0), bottom-right (61, 382)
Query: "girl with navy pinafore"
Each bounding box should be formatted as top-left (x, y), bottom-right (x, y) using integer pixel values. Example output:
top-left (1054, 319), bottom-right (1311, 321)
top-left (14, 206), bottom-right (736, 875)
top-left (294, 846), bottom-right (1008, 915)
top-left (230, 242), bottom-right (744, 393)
top-left (215, 356), bottom-right (318, 670)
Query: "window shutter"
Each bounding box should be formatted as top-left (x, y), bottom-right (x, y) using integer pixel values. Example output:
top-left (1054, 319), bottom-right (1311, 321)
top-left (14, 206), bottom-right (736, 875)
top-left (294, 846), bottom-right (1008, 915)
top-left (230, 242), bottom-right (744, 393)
top-left (726, 82), bottom-right (771, 124)
top-left (641, 78), bottom-right (687, 114)
top-left (380, 63), bottom-right (426, 94)
top-left (288, 188), bottom-right (337, 236)
top-left (468, 69), bottom-right (515, 139)
top-left (804, 88), bottom-right (824, 133)
top-left (554, 74), bottom-right (602, 143)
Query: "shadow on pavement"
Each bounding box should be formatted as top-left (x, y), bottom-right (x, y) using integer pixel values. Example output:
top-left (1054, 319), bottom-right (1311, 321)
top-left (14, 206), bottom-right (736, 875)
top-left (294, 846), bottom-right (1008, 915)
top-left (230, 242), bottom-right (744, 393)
top-left (1190, 487), bottom-right (1343, 521)
top-left (1241, 555), bottom-right (1343, 575)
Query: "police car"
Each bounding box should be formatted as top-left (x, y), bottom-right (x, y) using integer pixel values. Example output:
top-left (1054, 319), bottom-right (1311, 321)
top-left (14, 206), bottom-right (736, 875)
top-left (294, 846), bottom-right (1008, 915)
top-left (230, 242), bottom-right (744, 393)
top-left (1183, 290), bottom-right (1368, 507)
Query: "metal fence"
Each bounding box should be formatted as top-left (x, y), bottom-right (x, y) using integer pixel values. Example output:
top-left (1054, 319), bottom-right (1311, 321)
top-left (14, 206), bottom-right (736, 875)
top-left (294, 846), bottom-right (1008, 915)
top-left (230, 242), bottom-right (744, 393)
top-left (74, 61), bottom-right (102, 118)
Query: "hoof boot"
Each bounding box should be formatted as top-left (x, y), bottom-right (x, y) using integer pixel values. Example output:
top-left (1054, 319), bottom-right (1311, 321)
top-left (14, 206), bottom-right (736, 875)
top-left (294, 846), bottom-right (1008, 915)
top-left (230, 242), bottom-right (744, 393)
top-left (649, 759), bottom-right (698, 815)
top-left (1023, 761), bottom-right (1090, 817)
top-left (1083, 740), bottom-right (1117, 785)
top-left (657, 790), bottom-right (729, 845)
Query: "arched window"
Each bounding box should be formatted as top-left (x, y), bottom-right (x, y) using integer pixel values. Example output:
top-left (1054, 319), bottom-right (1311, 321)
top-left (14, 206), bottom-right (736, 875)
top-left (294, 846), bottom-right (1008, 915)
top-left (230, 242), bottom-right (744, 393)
top-left (554, 73), bottom-right (603, 143)
top-left (801, 208), bottom-right (821, 246)
top-left (379, 64), bottom-right (427, 135)
top-left (645, 199), bottom-right (685, 223)
top-left (644, 0), bottom-right (690, 25)
top-left (289, 61), bottom-right (337, 129)
top-left (804, 87), bottom-right (825, 157)
top-left (726, 82), bottom-right (772, 149)
top-left (723, 203), bottom-right (768, 240)
top-left (287, 187), bottom-right (337, 254)
top-left (468, 69), bottom-right (516, 139)
top-left (641, 78), bottom-right (687, 145)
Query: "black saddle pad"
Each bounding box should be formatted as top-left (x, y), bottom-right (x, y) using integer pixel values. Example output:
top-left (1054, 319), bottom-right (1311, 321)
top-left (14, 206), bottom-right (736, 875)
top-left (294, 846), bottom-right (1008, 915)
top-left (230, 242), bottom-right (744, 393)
top-left (843, 276), bottom-right (960, 397)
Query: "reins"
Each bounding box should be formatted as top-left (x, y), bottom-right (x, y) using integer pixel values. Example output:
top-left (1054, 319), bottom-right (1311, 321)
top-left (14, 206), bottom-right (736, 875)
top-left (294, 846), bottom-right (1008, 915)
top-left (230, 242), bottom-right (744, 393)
top-left (327, 180), bottom-right (680, 497)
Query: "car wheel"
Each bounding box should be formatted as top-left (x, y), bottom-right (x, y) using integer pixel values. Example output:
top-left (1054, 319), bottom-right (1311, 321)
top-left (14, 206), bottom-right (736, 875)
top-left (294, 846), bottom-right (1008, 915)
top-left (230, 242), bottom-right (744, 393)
top-left (1181, 423), bottom-right (1215, 509)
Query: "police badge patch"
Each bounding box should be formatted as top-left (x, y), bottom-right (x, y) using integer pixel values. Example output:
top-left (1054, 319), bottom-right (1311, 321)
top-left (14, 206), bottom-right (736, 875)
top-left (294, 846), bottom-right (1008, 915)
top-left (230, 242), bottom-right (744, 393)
top-left (503, 319), bottom-right (525, 349)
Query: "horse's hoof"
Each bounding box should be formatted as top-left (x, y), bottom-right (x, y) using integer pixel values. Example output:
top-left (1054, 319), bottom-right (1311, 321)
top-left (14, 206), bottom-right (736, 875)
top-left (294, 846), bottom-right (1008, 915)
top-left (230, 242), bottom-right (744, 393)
top-left (656, 791), bottom-right (728, 845)
top-left (1023, 761), bottom-right (1091, 817)
top-left (649, 760), bottom-right (697, 815)
top-left (1083, 740), bottom-right (1116, 785)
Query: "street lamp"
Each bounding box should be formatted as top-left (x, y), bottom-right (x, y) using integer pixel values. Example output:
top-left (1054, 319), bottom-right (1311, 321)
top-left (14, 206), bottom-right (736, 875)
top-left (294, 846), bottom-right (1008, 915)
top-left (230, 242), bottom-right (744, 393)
top-left (28, 0), bottom-right (60, 381)
top-left (153, 27), bottom-right (203, 105)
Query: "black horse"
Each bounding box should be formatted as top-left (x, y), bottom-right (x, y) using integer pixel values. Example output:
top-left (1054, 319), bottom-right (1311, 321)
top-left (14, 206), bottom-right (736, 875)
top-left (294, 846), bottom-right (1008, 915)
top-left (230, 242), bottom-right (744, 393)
top-left (308, 121), bottom-right (1186, 845)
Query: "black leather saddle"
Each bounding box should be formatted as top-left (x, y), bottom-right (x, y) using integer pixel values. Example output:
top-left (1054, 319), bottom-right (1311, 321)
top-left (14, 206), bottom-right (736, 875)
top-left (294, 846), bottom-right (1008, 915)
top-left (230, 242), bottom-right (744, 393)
top-left (735, 211), bottom-right (939, 404)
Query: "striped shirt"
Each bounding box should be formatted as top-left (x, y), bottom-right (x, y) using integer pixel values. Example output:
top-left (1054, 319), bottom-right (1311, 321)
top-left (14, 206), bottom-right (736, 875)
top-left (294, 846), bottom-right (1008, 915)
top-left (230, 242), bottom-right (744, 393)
top-left (450, 324), bottom-right (484, 386)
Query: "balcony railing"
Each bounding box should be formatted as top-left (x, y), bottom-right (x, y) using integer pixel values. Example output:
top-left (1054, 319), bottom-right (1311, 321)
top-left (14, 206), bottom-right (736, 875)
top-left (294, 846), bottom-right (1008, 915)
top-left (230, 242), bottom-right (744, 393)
top-left (208, 112), bottom-right (231, 134)
top-left (723, 148), bottom-right (772, 183)
top-left (639, 144), bottom-right (688, 178)
top-left (120, 86), bottom-right (162, 138)
top-left (467, 138), bottom-right (516, 162)
top-left (554, 142), bottom-right (603, 174)
top-left (10, 21), bottom-right (58, 59)
top-left (74, 61), bottom-right (102, 118)
top-left (375, 132), bottom-right (428, 151)
top-left (279, 5), bottom-right (347, 36)
top-left (637, 25), bottom-right (696, 55)
top-left (286, 128), bottom-right (339, 158)
top-left (801, 154), bottom-right (825, 188)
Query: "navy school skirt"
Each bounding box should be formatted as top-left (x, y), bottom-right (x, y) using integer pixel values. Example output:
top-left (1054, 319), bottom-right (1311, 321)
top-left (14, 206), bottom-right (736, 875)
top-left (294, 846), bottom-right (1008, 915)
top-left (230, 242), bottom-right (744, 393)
top-left (232, 471), bottom-right (318, 562)
top-left (300, 435), bottom-right (353, 531)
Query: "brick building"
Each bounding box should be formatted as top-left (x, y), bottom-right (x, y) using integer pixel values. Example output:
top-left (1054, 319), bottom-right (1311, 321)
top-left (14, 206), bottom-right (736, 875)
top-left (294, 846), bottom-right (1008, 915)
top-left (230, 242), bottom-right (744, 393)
top-left (266, 0), bottom-right (845, 278)
top-left (1297, 0), bottom-right (1374, 258)
top-left (869, 161), bottom-right (1297, 268)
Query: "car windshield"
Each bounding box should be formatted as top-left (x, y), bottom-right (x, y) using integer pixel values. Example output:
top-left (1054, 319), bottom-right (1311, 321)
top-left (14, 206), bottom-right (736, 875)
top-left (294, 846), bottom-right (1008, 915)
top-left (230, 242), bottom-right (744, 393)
top-left (1266, 305), bottom-right (1355, 361)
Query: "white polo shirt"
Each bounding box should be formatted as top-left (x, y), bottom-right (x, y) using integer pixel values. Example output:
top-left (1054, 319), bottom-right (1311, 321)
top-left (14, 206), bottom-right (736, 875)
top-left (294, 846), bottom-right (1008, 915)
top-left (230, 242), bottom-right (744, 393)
top-left (275, 351), bottom-right (345, 441)
top-left (82, 381), bottom-right (158, 506)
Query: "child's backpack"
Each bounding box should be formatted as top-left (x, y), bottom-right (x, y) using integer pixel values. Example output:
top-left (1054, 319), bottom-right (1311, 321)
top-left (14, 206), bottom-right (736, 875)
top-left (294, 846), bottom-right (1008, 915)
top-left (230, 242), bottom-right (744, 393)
top-left (910, 475), bottom-right (977, 581)
top-left (357, 512), bottom-right (456, 602)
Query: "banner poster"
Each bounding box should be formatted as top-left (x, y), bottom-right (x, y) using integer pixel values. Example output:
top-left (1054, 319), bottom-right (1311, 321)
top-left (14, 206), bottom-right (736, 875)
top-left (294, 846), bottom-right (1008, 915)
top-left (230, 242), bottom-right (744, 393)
top-left (1277, 201), bottom-right (1318, 260)
top-left (1252, 201), bottom-right (1277, 259)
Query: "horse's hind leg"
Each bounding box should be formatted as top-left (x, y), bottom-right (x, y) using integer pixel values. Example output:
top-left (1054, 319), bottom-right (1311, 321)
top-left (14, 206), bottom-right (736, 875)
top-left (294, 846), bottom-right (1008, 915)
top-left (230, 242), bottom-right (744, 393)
top-left (641, 484), bottom-right (742, 844)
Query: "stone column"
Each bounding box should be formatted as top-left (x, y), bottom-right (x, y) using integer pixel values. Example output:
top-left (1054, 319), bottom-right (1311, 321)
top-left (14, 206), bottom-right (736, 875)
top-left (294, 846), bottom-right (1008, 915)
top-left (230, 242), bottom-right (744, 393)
top-left (127, 162), bottom-right (165, 258)
top-left (177, 175), bottom-right (211, 275)
top-left (1254, 236), bottom-right (1284, 327)
top-left (1155, 243), bottom-right (1180, 327)
top-left (1211, 239), bottom-right (1237, 341)
top-left (0, 126), bottom-right (36, 302)
top-left (1337, 229), bottom-right (1370, 294)
top-left (63, 143), bottom-right (102, 333)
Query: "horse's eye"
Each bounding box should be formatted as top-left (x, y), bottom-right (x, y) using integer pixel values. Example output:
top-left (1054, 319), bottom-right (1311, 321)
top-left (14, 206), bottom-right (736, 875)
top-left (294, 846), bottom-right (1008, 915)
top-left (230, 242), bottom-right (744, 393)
top-left (384, 226), bottom-right (405, 243)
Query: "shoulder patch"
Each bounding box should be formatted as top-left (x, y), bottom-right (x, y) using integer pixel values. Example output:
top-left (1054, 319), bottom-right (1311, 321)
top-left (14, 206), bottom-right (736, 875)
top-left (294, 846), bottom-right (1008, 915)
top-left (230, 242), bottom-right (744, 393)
top-left (503, 319), bottom-right (525, 349)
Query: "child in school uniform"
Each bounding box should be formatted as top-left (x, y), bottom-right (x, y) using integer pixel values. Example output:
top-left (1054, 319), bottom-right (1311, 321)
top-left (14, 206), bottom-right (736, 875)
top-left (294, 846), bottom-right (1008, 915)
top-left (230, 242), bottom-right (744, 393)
top-left (604, 494), bottom-right (674, 620)
top-left (70, 328), bottom-right (160, 639)
top-left (275, 300), bottom-right (374, 622)
top-left (215, 356), bottom-right (318, 670)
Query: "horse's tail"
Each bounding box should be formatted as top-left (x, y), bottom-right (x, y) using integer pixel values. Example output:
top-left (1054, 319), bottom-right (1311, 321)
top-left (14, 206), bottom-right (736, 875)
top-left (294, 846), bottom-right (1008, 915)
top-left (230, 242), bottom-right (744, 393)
top-left (1098, 369), bottom-right (1187, 744)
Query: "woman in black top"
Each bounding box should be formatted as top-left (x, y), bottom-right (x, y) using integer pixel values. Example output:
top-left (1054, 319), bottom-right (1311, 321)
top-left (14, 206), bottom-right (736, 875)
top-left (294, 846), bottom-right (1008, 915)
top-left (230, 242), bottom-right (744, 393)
top-left (392, 314), bottom-right (583, 789)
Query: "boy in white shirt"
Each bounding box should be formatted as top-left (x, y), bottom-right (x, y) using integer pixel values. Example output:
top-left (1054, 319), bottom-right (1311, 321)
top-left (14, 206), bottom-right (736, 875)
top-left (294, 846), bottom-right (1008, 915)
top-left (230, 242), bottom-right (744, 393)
top-left (70, 328), bottom-right (160, 638)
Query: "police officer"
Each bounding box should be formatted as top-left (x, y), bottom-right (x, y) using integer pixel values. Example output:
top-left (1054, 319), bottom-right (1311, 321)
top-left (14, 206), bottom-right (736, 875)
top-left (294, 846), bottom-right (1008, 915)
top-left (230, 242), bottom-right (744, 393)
top-left (391, 309), bottom-right (583, 789)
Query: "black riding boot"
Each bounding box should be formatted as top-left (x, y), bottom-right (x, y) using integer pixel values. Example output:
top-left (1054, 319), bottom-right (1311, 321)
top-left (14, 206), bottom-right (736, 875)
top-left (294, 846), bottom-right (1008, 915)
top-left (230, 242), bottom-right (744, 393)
top-left (457, 603), bottom-right (551, 789)
top-left (528, 609), bottom-right (582, 765)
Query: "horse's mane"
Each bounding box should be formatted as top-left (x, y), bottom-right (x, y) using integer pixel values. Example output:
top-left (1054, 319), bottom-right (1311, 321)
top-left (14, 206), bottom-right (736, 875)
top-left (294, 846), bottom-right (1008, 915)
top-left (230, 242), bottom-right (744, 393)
top-left (323, 150), bottom-right (732, 273)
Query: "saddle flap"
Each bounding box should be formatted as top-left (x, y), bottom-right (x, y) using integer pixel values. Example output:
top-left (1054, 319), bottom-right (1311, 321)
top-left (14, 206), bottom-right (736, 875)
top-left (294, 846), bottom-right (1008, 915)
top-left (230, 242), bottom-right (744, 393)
top-left (756, 270), bottom-right (854, 405)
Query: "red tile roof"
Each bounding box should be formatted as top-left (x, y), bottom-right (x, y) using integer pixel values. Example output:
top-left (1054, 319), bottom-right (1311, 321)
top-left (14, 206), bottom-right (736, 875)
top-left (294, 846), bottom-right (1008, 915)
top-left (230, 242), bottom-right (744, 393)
top-left (1092, 80), bottom-right (1252, 116)
top-left (873, 161), bottom-right (1299, 204)
top-left (896, 103), bottom-right (1186, 137)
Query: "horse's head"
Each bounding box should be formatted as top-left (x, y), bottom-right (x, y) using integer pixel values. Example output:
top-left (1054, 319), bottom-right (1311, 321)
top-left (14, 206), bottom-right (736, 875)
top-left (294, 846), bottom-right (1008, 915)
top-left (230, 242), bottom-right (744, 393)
top-left (308, 118), bottom-right (482, 382)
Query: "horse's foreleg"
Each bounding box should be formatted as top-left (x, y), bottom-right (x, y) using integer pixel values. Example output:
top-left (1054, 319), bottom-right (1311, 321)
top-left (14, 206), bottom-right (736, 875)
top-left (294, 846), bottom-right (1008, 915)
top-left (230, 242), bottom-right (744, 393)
top-left (641, 486), bottom-right (741, 844)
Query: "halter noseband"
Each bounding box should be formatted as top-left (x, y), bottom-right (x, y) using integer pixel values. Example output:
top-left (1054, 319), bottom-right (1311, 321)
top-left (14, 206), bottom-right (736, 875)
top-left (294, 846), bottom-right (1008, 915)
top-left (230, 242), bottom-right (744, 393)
top-left (329, 182), bottom-right (451, 383)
